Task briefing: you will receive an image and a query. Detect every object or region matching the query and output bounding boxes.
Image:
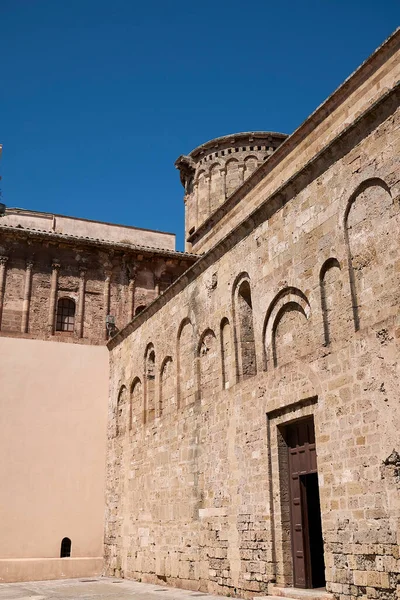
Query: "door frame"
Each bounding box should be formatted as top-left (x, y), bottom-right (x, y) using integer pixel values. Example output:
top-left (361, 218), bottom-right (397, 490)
top-left (284, 416), bottom-right (324, 589)
top-left (266, 397), bottom-right (321, 589)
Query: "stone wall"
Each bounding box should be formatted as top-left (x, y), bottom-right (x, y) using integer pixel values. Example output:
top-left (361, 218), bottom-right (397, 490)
top-left (0, 230), bottom-right (194, 344)
top-left (105, 92), bottom-right (400, 599)
top-left (175, 132), bottom-right (287, 250)
top-left (183, 33), bottom-right (400, 255)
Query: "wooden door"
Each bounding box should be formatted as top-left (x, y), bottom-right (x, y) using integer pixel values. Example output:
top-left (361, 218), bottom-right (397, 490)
top-left (285, 418), bottom-right (318, 589)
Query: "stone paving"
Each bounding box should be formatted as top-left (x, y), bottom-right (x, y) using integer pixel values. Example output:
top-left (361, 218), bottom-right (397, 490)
top-left (0, 578), bottom-right (224, 600)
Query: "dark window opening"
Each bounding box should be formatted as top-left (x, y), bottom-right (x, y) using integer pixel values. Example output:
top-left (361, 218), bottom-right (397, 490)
top-left (60, 537), bottom-right (71, 558)
top-left (56, 298), bottom-right (76, 332)
top-left (135, 305), bottom-right (146, 316)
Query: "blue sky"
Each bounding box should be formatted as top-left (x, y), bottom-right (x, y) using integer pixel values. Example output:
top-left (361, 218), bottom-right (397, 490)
top-left (2, 1), bottom-right (398, 250)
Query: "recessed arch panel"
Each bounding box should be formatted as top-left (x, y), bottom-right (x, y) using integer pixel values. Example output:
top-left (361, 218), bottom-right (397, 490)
top-left (160, 356), bottom-right (174, 417)
top-left (344, 177), bottom-right (394, 331)
top-left (144, 344), bottom-right (156, 423)
top-left (232, 274), bottom-right (257, 380)
top-left (177, 318), bottom-right (196, 408)
top-left (263, 287), bottom-right (311, 370)
top-left (197, 328), bottom-right (218, 401)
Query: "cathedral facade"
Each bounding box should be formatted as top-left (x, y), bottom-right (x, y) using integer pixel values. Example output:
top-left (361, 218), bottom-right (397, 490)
top-left (104, 31), bottom-right (400, 600)
top-left (0, 29), bottom-right (399, 600)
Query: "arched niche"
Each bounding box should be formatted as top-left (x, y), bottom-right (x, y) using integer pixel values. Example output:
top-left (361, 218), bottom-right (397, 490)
top-left (225, 158), bottom-right (241, 197)
top-left (263, 287), bottom-right (311, 370)
top-left (130, 377), bottom-right (142, 431)
top-left (319, 257), bottom-right (352, 346)
top-left (243, 155), bottom-right (259, 180)
top-left (144, 344), bottom-right (156, 423)
top-left (209, 162), bottom-right (224, 212)
top-left (196, 169), bottom-right (208, 223)
top-left (197, 328), bottom-right (218, 401)
top-left (220, 317), bottom-right (234, 390)
top-left (344, 178), bottom-right (394, 331)
top-left (116, 384), bottom-right (129, 437)
top-left (177, 318), bottom-right (196, 409)
top-left (159, 356), bottom-right (174, 417)
top-left (232, 273), bottom-right (257, 380)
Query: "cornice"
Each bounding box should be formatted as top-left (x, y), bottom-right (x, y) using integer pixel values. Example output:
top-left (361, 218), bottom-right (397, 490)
top-left (187, 131), bottom-right (288, 158)
top-left (107, 82), bottom-right (399, 351)
top-left (187, 28), bottom-right (400, 247)
top-left (0, 224), bottom-right (199, 263)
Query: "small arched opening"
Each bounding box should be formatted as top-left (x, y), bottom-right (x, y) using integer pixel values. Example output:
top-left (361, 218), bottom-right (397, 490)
top-left (60, 537), bottom-right (71, 558)
top-left (135, 305), bottom-right (146, 316)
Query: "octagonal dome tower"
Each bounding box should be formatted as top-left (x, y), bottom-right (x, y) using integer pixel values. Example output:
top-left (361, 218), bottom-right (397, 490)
top-left (175, 131), bottom-right (287, 252)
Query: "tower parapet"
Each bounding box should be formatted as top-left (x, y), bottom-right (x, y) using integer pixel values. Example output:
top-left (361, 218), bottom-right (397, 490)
top-left (175, 131), bottom-right (287, 251)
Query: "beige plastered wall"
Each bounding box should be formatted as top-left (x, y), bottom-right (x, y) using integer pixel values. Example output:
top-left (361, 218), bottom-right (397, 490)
top-left (0, 337), bottom-right (109, 582)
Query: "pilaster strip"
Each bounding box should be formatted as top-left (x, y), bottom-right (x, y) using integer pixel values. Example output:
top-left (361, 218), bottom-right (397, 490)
top-left (0, 256), bottom-right (9, 331)
top-left (76, 267), bottom-right (87, 338)
top-left (21, 260), bottom-right (34, 333)
top-left (48, 261), bottom-right (60, 334)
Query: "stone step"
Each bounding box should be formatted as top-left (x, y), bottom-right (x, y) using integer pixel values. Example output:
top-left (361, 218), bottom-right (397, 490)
top-left (259, 597), bottom-right (331, 600)
top-left (259, 588), bottom-right (334, 600)
top-left (261, 597), bottom-right (298, 600)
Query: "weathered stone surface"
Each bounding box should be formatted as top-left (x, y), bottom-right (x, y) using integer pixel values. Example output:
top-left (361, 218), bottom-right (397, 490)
top-left (105, 32), bottom-right (400, 600)
top-left (0, 213), bottom-right (196, 343)
top-left (175, 132), bottom-right (287, 253)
